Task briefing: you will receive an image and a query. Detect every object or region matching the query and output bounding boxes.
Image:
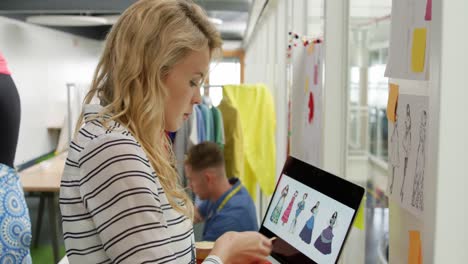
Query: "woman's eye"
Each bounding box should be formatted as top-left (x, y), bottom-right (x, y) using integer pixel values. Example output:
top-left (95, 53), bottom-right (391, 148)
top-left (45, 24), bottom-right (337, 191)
top-left (190, 80), bottom-right (198, 88)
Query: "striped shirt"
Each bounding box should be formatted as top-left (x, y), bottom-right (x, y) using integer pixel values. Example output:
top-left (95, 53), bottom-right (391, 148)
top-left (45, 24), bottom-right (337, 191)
top-left (60, 104), bottom-right (222, 264)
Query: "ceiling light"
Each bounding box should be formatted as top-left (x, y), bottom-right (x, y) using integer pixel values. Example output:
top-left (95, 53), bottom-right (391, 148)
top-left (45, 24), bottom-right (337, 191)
top-left (209, 17), bottom-right (223, 25)
top-left (26, 15), bottom-right (108, 27)
top-left (99, 15), bottom-right (120, 25)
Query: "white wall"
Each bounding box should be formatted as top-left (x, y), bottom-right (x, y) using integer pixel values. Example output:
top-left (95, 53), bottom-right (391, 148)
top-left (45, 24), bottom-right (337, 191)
top-left (244, 0), bottom-right (289, 220)
top-left (433, 0), bottom-right (468, 262)
top-left (389, 1), bottom-right (468, 263)
top-left (0, 16), bottom-right (103, 166)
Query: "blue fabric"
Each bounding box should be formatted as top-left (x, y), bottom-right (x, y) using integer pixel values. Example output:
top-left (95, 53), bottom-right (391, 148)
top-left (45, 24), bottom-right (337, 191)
top-left (306, 215), bottom-right (315, 229)
top-left (295, 200), bottom-right (305, 217)
top-left (0, 164), bottom-right (32, 264)
top-left (195, 105), bottom-right (206, 142)
top-left (198, 104), bottom-right (215, 142)
top-left (198, 178), bottom-right (258, 241)
top-left (167, 132), bottom-right (176, 143)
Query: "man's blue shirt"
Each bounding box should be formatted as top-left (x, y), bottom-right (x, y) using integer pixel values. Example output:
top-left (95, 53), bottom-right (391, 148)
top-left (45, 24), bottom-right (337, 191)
top-left (198, 178), bottom-right (258, 241)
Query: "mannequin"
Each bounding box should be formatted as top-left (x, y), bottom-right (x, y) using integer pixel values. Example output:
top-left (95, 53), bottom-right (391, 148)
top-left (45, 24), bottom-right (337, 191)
top-left (0, 51), bottom-right (21, 167)
top-left (0, 51), bottom-right (31, 263)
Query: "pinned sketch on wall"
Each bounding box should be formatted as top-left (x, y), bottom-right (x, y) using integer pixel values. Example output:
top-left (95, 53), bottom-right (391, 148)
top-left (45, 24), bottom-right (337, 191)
top-left (388, 95), bottom-right (428, 218)
top-left (290, 42), bottom-right (323, 167)
top-left (400, 103), bottom-right (412, 203)
top-left (389, 118), bottom-right (400, 194)
top-left (412, 110), bottom-right (426, 210)
top-left (385, 0), bottom-right (431, 80)
top-left (289, 193), bottom-right (308, 233)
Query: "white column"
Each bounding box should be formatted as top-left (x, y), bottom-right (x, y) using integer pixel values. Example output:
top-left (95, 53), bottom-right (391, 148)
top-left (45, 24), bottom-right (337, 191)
top-left (323, 0), bottom-right (349, 176)
top-left (433, 0), bottom-right (468, 262)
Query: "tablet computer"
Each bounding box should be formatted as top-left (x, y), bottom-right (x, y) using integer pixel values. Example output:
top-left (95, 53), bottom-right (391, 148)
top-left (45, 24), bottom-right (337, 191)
top-left (259, 156), bottom-right (365, 264)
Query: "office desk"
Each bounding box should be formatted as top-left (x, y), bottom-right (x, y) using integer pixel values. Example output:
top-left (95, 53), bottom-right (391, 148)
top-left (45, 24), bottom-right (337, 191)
top-left (20, 152), bottom-right (67, 264)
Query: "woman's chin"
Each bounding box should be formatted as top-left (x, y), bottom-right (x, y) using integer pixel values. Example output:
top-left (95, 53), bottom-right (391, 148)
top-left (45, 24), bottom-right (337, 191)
top-left (165, 122), bottom-right (182, 132)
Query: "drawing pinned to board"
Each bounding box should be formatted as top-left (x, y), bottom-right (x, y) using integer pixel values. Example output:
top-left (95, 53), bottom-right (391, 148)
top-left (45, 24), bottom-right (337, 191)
top-left (388, 95), bottom-right (428, 218)
top-left (299, 201), bottom-right (320, 243)
top-left (314, 211), bottom-right (337, 255)
top-left (270, 185), bottom-right (289, 224)
top-left (281, 190), bottom-right (298, 225)
top-left (401, 104), bottom-right (412, 203)
top-left (289, 193), bottom-right (308, 233)
top-left (412, 110), bottom-right (426, 210)
top-left (389, 117), bottom-right (400, 194)
top-left (292, 42), bottom-right (323, 167)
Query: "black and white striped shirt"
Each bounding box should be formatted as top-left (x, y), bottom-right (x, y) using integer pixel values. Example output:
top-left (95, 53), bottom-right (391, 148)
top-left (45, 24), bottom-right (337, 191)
top-left (60, 104), bottom-right (222, 264)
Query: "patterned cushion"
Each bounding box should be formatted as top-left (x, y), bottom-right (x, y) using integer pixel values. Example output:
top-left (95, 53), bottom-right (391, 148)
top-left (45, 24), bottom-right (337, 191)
top-left (0, 164), bottom-right (32, 264)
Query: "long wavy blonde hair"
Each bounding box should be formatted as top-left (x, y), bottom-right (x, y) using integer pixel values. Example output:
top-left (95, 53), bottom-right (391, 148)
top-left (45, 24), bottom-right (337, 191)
top-left (77, 0), bottom-right (222, 220)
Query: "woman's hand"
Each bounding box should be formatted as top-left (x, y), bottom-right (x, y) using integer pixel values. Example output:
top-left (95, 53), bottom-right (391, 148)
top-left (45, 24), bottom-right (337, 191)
top-left (210, 231), bottom-right (272, 264)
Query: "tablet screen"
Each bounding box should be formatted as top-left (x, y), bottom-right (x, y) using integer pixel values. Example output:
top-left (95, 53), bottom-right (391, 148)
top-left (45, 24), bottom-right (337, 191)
top-left (259, 157), bottom-right (364, 264)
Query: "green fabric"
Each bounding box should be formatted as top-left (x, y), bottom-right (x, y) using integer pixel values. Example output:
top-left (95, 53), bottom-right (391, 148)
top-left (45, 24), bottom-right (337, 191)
top-left (211, 107), bottom-right (225, 149)
top-left (199, 104), bottom-right (215, 142)
top-left (31, 245), bottom-right (66, 264)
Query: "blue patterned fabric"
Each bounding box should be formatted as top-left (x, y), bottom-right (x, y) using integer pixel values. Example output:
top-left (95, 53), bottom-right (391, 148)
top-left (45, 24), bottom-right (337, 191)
top-left (0, 163), bottom-right (32, 264)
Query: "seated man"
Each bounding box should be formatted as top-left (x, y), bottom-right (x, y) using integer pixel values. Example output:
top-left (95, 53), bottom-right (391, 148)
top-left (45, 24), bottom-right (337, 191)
top-left (185, 142), bottom-right (258, 241)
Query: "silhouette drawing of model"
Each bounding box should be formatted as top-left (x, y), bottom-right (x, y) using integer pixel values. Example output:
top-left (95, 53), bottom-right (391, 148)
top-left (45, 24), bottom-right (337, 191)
top-left (281, 191), bottom-right (298, 225)
top-left (412, 110), bottom-right (426, 210)
top-left (314, 211), bottom-right (337, 255)
top-left (400, 104), bottom-right (412, 202)
top-left (270, 185), bottom-right (289, 224)
top-left (389, 116), bottom-right (400, 194)
top-left (289, 193), bottom-right (308, 233)
top-left (299, 201), bottom-right (320, 244)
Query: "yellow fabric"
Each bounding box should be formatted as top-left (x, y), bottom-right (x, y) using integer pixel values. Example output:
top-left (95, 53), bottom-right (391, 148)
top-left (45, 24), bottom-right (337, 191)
top-left (222, 84), bottom-right (276, 198)
top-left (218, 98), bottom-right (244, 180)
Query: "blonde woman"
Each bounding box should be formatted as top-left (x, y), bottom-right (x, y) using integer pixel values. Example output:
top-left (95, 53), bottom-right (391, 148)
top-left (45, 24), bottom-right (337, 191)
top-left (59, 0), bottom-right (272, 263)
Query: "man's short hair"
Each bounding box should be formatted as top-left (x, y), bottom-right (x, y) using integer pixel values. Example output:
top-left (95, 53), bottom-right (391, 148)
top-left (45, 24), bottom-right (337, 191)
top-left (185, 142), bottom-right (225, 172)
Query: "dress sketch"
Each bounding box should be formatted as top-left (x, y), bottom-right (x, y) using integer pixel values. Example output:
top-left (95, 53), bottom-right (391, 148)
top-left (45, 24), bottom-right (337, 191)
top-left (389, 118), bottom-right (400, 194)
top-left (314, 211), bottom-right (337, 255)
top-left (299, 201), bottom-right (320, 244)
top-left (289, 193), bottom-right (308, 233)
top-left (401, 104), bottom-right (412, 202)
top-left (270, 185), bottom-right (289, 224)
top-left (411, 110), bottom-right (426, 210)
top-left (281, 191), bottom-right (298, 225)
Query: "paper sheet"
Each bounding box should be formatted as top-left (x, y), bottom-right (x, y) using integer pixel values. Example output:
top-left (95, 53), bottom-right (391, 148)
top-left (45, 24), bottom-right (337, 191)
top-left (385, 0), bottom-right (431, 80)
top-left (290, 43), bottom-right (323, 168)
top-left (410, 28), bottom-right (427, 73)
top-left (387, 83), bottom-right (399, 123)
top-left (408, 230), bottom-right (422, 264)
top-left (387, 94), bottom-right (428, 218)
